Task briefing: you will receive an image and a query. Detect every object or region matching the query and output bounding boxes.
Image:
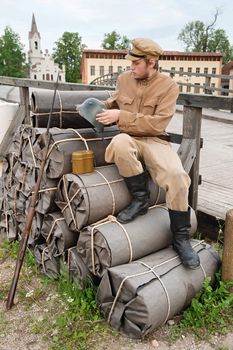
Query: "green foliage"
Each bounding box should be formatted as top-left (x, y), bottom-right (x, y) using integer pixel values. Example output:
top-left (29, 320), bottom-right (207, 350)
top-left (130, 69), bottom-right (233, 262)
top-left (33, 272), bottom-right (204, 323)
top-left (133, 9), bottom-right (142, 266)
top-left (178, 12), bottom-right (233, 64)
top-left (0, 26), bottom-right (28, 77)
top-left (177, 273), bottom-right (233, 339)
top-left (49, 275), bottom-right (105, 350)
top-left (101, 31), bottom-right (130, 50)
top-left (52, 32), bottom-right (83, 83)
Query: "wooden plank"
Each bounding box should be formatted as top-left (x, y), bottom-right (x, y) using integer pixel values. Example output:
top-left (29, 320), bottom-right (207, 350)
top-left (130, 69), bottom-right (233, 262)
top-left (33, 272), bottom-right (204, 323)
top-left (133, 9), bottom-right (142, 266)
top-left (0, 105), bottom-right (25, 159)
top-left (177, 94), bottom-right (233, 111)
top-left (0, 76), bottom-right (115, 91)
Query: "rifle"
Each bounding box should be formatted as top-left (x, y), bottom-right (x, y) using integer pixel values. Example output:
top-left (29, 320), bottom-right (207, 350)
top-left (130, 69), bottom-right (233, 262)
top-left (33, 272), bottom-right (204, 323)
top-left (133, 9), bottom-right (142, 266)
top-left (6, 74), bottom-right (60, 310)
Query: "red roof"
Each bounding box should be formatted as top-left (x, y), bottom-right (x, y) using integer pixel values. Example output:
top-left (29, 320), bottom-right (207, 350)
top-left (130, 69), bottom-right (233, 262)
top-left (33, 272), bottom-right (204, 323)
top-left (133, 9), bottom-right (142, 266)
top-left (82, 48), bottom-right (223, 57)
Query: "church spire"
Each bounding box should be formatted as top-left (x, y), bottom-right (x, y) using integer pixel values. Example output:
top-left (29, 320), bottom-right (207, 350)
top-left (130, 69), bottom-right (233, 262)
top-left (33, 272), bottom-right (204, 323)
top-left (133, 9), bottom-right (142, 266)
top-left (29, 13), bottom-right (40, 39)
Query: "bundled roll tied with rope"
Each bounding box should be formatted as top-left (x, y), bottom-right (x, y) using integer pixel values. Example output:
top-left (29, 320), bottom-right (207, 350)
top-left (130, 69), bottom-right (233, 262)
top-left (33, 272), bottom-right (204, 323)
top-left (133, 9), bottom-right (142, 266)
top-left (55, 164), bottom-right (165, 232)
top-left (31, 90), bottom-right (113, 128)
top-left (97, 240), bottom-right (220, 338)
top-left (41, 212), bottom-right (79, 257)
top-left (37, 126), bottom-right (119, 179)
top-left (68, 247), bottom-right (100, 288)
top-left (77, 206), bottom-right (197, 278)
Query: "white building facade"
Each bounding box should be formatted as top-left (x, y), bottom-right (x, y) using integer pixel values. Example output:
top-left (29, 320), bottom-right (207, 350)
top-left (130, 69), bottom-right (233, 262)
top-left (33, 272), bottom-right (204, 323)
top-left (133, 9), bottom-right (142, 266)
top-left (28, 14), bottom-right (65, 82)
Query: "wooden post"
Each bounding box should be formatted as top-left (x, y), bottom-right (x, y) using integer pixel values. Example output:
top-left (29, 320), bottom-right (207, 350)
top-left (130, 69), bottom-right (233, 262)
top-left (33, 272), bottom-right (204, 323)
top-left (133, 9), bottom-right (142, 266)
top-left (19, 86), bottom-right (30, 124)
top-left (204, 76), bottom-right (211, 94)
top-left (178, 106), bottom-right (202, 212)
top-left (222, 209), bottom-right (233, 281)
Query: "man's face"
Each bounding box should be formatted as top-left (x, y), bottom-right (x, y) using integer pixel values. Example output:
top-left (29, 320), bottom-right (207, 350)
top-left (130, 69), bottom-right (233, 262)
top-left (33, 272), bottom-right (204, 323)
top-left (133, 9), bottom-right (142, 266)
top-left (130, 59), bottom-right (151, 79)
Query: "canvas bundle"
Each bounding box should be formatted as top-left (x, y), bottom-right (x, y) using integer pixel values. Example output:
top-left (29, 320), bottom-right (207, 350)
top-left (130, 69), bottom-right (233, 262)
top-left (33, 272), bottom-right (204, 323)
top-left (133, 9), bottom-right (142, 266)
top-left (77, 206), bottom-right (197, 278)
top-left (31, 90), bottom-right (113, 128)
top-left (97, 241), bottom-right (220, 338)
top-left (56, 164), bottom-right (165, 232)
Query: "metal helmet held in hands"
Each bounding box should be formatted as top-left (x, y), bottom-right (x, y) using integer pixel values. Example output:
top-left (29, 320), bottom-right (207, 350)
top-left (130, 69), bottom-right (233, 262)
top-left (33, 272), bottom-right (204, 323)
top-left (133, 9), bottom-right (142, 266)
top-left (78, 98), bottom-right (105, 132)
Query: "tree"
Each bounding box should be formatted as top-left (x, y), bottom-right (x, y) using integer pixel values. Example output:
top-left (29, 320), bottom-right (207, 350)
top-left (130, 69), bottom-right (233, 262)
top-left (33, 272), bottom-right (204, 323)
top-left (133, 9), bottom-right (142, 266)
top-left (0, 26), bottom-right (27, 77)
top-left (101, 31), bottom-right (130, 50)
top-left (178, 10), bottom-right (233, 63)
top-left (53, 32), bottom-right (83, 83)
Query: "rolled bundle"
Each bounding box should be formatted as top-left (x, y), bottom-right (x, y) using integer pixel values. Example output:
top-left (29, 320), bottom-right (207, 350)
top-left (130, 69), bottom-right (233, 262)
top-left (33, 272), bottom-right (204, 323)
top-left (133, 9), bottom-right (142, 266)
top-left (68, 247), bottom-right (100, 288)
top-left (5, 210), bottom-right (18, 241)
top-left (41, 212), bottom-right (79, 257)
top-left (97, 241), bottom-right (220, 338)
top-left (33, 244), bottom-right (60, 279)
top-left (18, 212), bottom-right (45, 247)
top-left (36, 127), bottom-right (119, 179)
top-left (31, 90), bottom-right (113, 128)
top-left (56, 165), bottom-right (165, 232)
top-left (77, 206), bottom-right (197, 278)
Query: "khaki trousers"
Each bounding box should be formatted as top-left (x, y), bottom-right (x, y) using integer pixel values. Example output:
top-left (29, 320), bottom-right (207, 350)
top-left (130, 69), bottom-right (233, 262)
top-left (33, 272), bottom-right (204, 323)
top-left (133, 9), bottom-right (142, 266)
top-left (105, 133), bottom-right (191, 211)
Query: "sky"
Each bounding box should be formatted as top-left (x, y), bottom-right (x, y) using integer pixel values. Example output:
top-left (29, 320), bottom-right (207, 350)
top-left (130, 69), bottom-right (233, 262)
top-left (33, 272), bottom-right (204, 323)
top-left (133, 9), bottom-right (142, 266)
top-left (0, 0), bottom-right (233, 55)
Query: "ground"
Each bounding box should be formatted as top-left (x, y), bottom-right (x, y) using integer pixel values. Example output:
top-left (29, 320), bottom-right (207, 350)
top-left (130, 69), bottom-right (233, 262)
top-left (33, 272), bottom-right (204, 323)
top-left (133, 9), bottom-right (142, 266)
top-left (1, 233), bottom-right (233, 350)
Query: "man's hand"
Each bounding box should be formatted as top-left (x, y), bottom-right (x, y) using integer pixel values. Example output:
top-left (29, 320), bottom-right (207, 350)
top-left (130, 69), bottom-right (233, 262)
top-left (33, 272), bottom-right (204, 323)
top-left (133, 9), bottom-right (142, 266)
top-left (96, 109), bottom-right (120, 125)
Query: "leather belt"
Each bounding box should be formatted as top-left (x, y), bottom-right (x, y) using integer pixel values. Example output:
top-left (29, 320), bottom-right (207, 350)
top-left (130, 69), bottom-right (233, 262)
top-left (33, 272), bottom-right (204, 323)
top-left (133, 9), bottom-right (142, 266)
top-left (129, 134), bottom-right (171, 141)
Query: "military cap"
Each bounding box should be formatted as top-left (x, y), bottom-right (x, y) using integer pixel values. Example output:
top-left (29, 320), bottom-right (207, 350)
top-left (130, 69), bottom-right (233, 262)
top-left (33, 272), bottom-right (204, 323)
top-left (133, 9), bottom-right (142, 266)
top-left (125, 38), bottom-right (163, 61)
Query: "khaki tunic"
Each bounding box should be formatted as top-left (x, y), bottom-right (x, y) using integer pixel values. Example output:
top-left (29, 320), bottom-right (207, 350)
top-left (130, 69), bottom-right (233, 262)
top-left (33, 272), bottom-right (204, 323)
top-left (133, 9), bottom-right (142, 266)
top-left (104, 70), bottom-right (191, 211)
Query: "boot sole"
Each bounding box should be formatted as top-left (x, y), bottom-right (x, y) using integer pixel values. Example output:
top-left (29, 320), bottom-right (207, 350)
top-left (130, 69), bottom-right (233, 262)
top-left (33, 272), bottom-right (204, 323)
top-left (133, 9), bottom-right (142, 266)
top-left (117, 208), bottom-right (148, 224)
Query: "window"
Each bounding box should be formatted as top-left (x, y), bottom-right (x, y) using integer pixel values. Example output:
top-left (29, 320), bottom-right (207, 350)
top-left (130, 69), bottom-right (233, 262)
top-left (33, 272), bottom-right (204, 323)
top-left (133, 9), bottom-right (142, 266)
top-left (42, 74), bottom-right (45, 80)
top-left (204, 67), bottom-right (208, 74)
top-left (34, 74), bottom-right (37, 79)
top-left (212, 67), bottom-right (216, 74)
top-left (179, 85), bottom-right (183, 92)
top-left (117, 66), bottom-right (122, 73)
top-left (90, 65), bottom-right (95, 76)
top-left (99, 66), bottom-right (104, 76)
top-left (187, 85), bottom-right (191, 93)
top-left (59, 75), bottom-right (62, 81)
top-left (46, 73), bottom-right (50, 80)
top-left (188, 67), bottom-right (192, 76)
top-left (194, 83), bottom-right (200, 94)
top-left (51, 74), bottom-right (53, 80)
top-left (196, 67), bottom-right (200, 74)
top-left (179, 67), bottom-right (184, 76)
top-left (34, 41), bottom-right (38, 49)
top-left (108, 66), bottom-right (113, 74)
top-left (126, 66), bottom-right (131, 71)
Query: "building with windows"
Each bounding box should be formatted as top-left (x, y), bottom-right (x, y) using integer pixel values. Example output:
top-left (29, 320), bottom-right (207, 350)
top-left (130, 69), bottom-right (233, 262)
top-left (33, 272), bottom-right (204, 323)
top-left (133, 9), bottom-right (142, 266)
top-left (28, 14), bottom-right (65, 82)
top-left (222, 61), bottom-right (233, 96)
top-left (81, 49), bottom-right (223, 94)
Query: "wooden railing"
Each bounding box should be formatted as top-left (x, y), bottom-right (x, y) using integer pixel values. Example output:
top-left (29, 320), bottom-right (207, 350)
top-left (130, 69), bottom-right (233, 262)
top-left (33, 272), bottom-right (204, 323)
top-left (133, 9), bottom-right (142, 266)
top-left (90, 69), bottom-right (233, 96)
top-left (0, 76), bottom-right (233, 212)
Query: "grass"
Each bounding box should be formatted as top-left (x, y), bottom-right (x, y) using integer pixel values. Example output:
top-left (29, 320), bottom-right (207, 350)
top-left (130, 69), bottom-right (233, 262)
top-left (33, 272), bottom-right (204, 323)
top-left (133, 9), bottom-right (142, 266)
top-left (0, 237), bottom-right (111, 350)
top-left (166, 272), bottom-right (233, 343)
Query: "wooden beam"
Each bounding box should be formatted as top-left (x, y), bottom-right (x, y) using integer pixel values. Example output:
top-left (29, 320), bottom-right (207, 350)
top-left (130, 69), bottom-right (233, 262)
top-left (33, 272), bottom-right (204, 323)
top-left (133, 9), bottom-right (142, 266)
top-left (19, 86), bottom-right (30, 123)
top-left (178, 106), bottom-right (202, 211)
top-left (0, 105), bottom-right (25, 159)
top-left (177, 93), bottom-right (233, 110)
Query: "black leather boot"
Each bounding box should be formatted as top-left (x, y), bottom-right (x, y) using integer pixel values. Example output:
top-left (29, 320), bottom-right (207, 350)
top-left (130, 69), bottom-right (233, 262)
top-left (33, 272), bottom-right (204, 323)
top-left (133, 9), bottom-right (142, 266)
top-left (117, 171), bottom-right (150, 224)
top-left (169, 209), bottom-right (200, 269)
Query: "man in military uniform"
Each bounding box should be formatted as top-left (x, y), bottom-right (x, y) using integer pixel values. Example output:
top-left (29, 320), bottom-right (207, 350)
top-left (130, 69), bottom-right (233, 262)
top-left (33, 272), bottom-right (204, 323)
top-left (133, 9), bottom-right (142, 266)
top-left (96, 38), bottom-right (200, 269)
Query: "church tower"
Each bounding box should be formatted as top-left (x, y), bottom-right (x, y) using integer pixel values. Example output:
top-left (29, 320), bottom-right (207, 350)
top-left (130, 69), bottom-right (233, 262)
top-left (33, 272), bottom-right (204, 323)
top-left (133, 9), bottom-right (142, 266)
top-left (28, 13), bottom-right (43, 65)
top-left (28, 14), bottom-right (65, 81)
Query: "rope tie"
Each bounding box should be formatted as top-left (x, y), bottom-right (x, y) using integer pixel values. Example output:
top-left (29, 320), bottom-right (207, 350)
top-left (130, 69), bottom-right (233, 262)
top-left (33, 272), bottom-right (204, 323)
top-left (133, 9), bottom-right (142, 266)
top-left (27, 135), bottom-right (37, 168)
top-left (67, 129), bottom-right (89, 150)
top-left (46, 217), bottom-right (65, 243)
top-left (90, 215), bottom-right (133, 274)
top-left (94, 170), bottom-right (116, 215)
top-left (138, 261), bottom-right (171, 325)
top-left (107, 240), bottom-right (205, 324)
top-left (61, 188), bottom-right (81, 213)
top-left (62, 175), bottom-right (78, 230)
top-left (47, 135), bottom-right (113, 158)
